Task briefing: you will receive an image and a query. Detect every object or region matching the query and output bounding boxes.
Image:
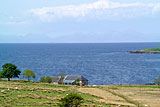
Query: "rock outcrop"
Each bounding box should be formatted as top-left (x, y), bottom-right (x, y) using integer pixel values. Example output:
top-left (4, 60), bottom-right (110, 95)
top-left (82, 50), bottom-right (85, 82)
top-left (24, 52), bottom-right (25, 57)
top-left (129, 50), bottom-right (160, 54)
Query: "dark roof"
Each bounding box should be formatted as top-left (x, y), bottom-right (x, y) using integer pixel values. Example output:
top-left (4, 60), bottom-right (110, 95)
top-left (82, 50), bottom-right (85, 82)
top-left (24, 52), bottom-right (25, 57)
top-left (64, 75), bottom-right (88, 81)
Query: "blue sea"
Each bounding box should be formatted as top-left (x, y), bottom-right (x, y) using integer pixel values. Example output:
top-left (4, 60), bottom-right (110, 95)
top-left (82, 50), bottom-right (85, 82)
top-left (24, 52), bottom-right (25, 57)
top-left (0, 43), bottom-right (160, 85)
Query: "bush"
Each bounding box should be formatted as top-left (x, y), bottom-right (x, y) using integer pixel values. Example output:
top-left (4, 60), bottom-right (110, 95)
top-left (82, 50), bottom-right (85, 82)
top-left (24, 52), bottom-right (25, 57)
top-left (39, 77), bottom-right (45, 82)
top-left (72, 79), bottom-right (80, 85)
top-left (45, 76), bottom-right (52, 83)
top-left (23, 70), bottom-right (36, 81)
top-left (154, 76), bottom-right (160, 88)
top-left (58, 93), bottom-right (83, 107)
top-left (39, 76), bottom-right (52, 83)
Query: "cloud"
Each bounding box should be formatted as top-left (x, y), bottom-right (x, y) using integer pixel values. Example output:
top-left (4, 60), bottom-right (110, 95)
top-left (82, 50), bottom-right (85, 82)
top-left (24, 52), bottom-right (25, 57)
top-left (0, 14), bottom-right (32, 25)
top-left (152, 3), bottom-right (160, 14)
top-left (29, 0), bottom-right (160, 21)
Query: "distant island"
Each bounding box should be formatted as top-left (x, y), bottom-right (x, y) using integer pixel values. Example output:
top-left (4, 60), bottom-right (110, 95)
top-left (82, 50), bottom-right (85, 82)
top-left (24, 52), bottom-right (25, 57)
top-left (129, 46), bottom-right (160, 54)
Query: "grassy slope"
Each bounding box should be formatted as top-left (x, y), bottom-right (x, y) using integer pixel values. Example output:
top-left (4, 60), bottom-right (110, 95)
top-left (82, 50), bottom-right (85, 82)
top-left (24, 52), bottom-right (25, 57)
top-left (143, 46), bottom-right (160, 52)
top-left (1, 79), bottom-right (160, 107)
top-left (0, 79), bottom-right (109, 107)
top-left (100, 85), bottom-right (160, 107)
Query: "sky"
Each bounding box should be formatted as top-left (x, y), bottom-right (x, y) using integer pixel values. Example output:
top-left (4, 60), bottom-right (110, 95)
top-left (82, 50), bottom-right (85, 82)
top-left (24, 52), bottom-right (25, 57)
top-left (0, 0), bottom-right (160, 43)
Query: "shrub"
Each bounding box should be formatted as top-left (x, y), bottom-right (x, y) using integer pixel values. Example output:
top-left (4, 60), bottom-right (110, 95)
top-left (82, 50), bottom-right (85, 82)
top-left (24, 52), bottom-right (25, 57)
top-left (39, 76), bottom-right (52, 83)
top-left (58, 93), bottom-right (83, 107)
top-left (23, 70), bottom-right (36, 81)
top-left (72, 79), bottom-right (80, 85)
top-left (39, 77), bottom-right (45, 82)
top-left (45, 76), bottom-right (52, 83)
top-left (154, 76), bottom-right (160, 88)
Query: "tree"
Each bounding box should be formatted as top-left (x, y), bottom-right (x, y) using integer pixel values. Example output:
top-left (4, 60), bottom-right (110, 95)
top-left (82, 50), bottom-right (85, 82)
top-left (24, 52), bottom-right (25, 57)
top-left (23, 70), bottom-right (36, 81)
top-left (0, 63), bottom-right (21, 81)
top-left (39, 77), bottom-right (45, 82)
top-left (58, 72), bottom-right (66, 84)
top-left (45, 76), bottom-right (52, 83)
top-left (154, 76), bottom-right (160, 88)
top-left (58, 93), bottom-right (83, 107)
top-left (39, 76), bottom-right (52, 83)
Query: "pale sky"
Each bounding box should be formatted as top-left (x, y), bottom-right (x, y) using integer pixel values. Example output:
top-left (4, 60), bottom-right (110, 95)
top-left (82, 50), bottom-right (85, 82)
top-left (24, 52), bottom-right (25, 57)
top-left (0, 0), bottom-right (160, 43)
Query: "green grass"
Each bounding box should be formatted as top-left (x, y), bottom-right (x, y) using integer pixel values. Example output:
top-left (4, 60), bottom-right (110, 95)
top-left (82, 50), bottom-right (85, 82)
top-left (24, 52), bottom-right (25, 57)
top-left (0, 89), bottom-right (100, 107)
top-left (0, 79), bottom-right (69, 89)
top-left (143, 46), bottom-right (160, 52)
top-left (1, 79), bottom-right (146, 107)
top-left (0, 88), bottom-right (59, 106)
top-left (0, 79), bottom-right (103, 107)
top-left (19, 82), bottom-right (70, 89)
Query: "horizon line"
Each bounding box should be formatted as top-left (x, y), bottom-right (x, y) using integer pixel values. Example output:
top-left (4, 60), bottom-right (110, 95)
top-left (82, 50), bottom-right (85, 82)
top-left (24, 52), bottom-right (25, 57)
top-left (0, 42), bottom-right (160, 44)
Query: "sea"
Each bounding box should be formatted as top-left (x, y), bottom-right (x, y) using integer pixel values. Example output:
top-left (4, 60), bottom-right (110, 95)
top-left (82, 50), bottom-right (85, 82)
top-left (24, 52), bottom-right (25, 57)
top-left (0, 43), bottom-right (160, 85)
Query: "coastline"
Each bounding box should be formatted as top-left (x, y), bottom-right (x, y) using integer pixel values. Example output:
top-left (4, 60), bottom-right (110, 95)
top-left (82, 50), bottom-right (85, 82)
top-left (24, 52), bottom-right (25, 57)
top-left (129, 50), bottom-right (160, 54)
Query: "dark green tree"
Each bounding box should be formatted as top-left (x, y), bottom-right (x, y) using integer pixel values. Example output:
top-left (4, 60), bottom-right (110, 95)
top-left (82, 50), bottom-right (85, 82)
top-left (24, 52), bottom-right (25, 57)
top-left (45, 76), bottom-right (52, 83)
top-left (23, 70), bottom-right (36, 81)
top-left (39, 77), bottom-right (45, 82)
top-left (39, 76), bottom-right (52, 83)
top-left (0, 63), bottom-right (21, 81)
top-left (58, 93), bottom-right (83, 107)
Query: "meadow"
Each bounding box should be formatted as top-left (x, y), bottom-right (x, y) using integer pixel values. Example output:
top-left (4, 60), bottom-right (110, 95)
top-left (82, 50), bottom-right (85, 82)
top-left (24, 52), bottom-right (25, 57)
top-left (0, 79), bottom-right (160, 107)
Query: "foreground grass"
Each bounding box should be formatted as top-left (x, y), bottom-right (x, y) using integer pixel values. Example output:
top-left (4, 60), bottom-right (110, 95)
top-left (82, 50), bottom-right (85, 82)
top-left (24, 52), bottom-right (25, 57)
top-left (1, 79), bottom-right (160, 107)
top-left (119, 85), bottom-right (159, 88)
top-left (0, 79), bottom-right (108, 107)
top-left (99, 85), bottom-right (160, 107)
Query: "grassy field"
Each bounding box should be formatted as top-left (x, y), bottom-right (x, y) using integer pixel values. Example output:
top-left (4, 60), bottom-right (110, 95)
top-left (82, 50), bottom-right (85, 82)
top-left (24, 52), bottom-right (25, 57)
top-left (0, 80), bottom-right (160, 107)
top-left (143, 46), bottom-right (160, 52)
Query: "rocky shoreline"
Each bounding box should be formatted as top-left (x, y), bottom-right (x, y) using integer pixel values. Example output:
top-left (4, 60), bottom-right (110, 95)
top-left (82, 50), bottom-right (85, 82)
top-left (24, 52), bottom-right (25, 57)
top-left (129, 50), bottom-right (160, 54)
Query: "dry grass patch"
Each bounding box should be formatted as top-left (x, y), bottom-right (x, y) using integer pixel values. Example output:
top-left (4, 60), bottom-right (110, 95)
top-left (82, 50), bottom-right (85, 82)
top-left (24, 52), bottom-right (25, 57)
top-left (101, 85), bottom-right (160, 107)
top-left (77, 88), bottom-right (135, 107)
